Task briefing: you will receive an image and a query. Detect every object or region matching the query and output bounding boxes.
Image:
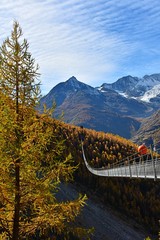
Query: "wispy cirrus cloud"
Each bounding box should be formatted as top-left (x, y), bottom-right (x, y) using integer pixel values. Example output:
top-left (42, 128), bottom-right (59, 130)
top-left (0, 0), bottom-right (160, 94)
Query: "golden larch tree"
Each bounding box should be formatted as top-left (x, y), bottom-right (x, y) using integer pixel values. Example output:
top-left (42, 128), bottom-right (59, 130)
top-left (0, 21), bottom-right (90, 240)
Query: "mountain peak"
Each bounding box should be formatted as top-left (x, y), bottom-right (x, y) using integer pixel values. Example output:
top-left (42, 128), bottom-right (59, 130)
top-left (67, 76), bottom-right (78, 82)
top-left (66, 76), bottom-right (81, 89)
top-left (65, 76), bottom-right (84, 91)
top-left (65, 76), bottom-right (94, 92)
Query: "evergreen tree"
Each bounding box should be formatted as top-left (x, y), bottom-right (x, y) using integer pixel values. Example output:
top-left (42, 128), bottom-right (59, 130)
top-left (0, 21), bottom-right (90, 240)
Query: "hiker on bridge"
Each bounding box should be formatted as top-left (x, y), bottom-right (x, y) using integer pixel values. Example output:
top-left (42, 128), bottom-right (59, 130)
top-left (138, 143), bottom-right (148, 161)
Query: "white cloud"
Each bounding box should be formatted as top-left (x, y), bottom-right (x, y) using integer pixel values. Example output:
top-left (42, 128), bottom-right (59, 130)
top-left (0, 0), bottom-right (160, 94)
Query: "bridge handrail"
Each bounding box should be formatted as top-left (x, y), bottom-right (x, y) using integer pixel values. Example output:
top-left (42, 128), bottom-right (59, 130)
top-left (82, 140), bottom-right (160, 171)
top-left (81, 141), bottom-right (160, 179)
top-left (108, 147), bottom-right (160, 170)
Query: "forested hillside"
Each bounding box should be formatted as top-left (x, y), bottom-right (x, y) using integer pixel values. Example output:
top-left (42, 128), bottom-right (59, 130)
top-left (51, 118), bottom-right (160, 236)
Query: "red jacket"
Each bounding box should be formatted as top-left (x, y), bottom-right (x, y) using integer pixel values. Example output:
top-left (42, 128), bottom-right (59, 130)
top-left (138, 144), bottom-right (147, 155)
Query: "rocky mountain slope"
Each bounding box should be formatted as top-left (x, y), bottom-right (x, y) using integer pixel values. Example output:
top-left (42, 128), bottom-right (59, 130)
top-left (40, 74), bottom-right (160, 139)
top-left (132, 110), bottom-right (160, 149)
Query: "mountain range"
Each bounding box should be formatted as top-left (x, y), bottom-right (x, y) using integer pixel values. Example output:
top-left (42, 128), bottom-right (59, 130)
top-left (39, 74), bottom-right (160, 141)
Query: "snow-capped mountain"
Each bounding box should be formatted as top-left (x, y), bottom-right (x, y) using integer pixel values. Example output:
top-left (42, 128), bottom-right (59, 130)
top-left (99, 75), bottom-right (139, 93)
top-left (140, 84), bottom-right (160, 102)
top-left (39, 75), bottom-right (159, 139)
top-left (99, 73), bottom-right (160, 103)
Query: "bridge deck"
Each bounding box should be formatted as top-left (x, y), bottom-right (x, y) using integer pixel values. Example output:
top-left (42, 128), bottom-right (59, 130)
top-left (82, 143), bottom-right (160, 180)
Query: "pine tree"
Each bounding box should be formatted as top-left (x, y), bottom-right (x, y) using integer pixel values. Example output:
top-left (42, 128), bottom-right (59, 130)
top-left (0, 21), bottom-right (91, 240)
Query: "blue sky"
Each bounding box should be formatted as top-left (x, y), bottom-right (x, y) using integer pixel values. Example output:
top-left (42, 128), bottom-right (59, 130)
top-left (0, 0), bottom-right (160, 95)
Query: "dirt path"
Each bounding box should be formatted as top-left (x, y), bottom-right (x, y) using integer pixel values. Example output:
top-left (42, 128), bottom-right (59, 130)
top-left (57, 182), bottom-right (153, 240)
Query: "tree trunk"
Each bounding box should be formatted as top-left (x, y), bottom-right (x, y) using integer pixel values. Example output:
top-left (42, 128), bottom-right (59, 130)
top-left (12, 163), bottom-right (20, 240)
top-left (12, 47), bottom-right (20, 240)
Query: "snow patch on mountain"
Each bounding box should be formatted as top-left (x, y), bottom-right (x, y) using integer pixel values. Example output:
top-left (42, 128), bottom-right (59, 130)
top-left (117, 91), bottom-right (129, 98)
top-left (140, 84), bottom-right (160, 102)
top-left (99, 74), bottom-right (160, 103)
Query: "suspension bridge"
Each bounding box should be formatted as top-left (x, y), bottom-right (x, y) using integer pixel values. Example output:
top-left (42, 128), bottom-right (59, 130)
top-left (81, 142), bottom-right (160, 180)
